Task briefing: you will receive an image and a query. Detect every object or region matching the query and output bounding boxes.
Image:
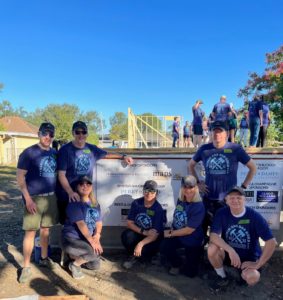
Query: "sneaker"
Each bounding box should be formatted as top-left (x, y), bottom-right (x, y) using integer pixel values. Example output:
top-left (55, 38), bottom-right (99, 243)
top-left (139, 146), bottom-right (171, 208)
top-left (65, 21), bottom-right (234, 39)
top-left (39, 257), bottom-right (57, 270)
top-left (122, 256), bottom-right (138, 270)
top-left (168, 267), bottom-right (179, 276)
top-left (209, 276), bottom-right (230, 292)
top-left (19, 267), bottom-right (32, 283)
top-left (68, 262), bottom-right (84, 279)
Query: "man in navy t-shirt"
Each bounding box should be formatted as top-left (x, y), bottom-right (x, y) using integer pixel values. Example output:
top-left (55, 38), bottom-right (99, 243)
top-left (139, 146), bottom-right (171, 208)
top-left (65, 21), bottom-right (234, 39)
top-left (212, 95), bottom-right (232, 124)
top-left (207, 186), bottom-right (276, 291)
top-left (192, 99), bottom-right (204, 148)
top-left (188, 120), bottom-right (256, 238)
top-left (57, 121), bottom-right (133, 223)
top-left (17, 122), bottom-right (58, 283)
top-left (248, 96), bottom-right (263, 147)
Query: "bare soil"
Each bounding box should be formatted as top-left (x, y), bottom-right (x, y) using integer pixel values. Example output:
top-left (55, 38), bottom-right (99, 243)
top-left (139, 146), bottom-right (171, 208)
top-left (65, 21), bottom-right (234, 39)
top-left (0, 165), bottom-right (282, 300)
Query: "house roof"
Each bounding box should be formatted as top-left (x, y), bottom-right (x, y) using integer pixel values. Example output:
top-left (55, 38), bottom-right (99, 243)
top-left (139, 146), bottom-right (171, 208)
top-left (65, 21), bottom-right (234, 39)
top-left (0, 116), bottom-right (38, 135)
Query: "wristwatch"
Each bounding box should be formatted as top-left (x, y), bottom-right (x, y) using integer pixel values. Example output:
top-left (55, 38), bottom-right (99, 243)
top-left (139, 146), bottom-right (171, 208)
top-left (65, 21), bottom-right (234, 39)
top-left (241, 183), bottom-right (247, 189)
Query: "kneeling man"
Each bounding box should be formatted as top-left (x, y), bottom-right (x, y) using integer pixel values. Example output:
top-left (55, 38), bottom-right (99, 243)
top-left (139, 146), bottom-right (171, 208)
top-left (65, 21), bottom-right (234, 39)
top-left (208, 186), bottom-right (277, 292)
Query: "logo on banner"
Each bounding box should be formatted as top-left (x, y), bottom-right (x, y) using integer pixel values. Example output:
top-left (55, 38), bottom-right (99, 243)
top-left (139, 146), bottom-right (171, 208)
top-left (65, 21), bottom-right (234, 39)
top-left (257, 191), bottom-right (278, 203)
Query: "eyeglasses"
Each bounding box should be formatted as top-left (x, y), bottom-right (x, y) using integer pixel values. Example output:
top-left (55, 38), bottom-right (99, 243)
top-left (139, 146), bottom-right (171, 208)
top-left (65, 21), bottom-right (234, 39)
top-left (182, 185), bottom-right (195, 189)
top-left (75, 130), bottom-right (88, 135)
top-left (40, 131), bottom-right (55, 138)
top-left (143, 189), bottom-right (157, 194)
top-left (78, 182), bottom-right (92, 186)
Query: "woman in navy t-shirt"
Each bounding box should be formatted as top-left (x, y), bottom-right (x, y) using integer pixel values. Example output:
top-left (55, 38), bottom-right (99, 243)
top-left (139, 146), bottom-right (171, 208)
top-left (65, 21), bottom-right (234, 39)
top-left (62, 176), bottom-right (103, 279)
top-left (160, 175), bottom-right (205, 277)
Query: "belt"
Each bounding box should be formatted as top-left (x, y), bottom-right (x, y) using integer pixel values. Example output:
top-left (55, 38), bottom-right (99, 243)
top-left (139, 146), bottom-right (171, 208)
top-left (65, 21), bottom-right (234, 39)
top-left (36, 192), bottom-right (55, 197)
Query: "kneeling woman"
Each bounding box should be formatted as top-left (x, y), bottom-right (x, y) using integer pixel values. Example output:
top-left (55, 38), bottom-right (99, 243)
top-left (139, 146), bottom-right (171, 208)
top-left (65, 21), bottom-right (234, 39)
top-left (121, 180), bottom-right (164, 268)
top-left (62, 176), bottom-right (103, 279)
top-left (161, 175), bottom-right (205, 277)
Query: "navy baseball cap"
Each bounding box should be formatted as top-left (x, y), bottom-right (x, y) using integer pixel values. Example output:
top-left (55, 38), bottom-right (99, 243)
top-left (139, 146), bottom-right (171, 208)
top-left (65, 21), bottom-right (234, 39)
top-left (212, 120), bottom-right (228, 131)
top-left (226, 186), bottom-right (245, 197)
top-left (77, 175), bottom-right (93, 185)
top-left (143, 180), bottom-right (158, 192)
top-left (39, 122), bottom-right (55, 133)
top-left (72, 121), bottom-right (88, 131)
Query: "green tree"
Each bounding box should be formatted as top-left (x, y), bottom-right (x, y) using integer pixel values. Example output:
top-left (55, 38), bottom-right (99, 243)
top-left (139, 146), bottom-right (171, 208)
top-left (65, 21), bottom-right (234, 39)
top-left (0, 100), bottom-right (28, 118)
top-left (27, 103), bottom-right (103, 144)
top-left (238, 45), bottom-right (283, 141)
top-left (109, 112), bottom-right (128, 140)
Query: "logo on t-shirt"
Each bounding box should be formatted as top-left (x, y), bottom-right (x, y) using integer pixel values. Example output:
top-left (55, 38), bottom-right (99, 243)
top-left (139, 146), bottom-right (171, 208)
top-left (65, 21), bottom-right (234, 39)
top-left (135, 213), bottom-right (152, 229)
top-left (75, 153), bottom-right (91, 175)
top-left (226, 225), bottom-right (251, 250)
top-left (173, 210), bottom-right (187, 229)
top-left (206, 153), bottom-right (230, 175)
top-left (85, 208), bottom-right (99, 232)
top-left (39, 155), bottom-right (56, 177)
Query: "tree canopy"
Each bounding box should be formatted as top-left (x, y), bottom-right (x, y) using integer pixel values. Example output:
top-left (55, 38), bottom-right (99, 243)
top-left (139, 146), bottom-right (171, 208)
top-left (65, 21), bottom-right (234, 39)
top-left (109, 112), bottom-right (128, 140)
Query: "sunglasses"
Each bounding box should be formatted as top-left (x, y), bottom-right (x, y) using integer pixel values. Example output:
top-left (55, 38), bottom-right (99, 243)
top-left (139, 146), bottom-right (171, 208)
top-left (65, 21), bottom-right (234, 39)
top-left (40, 131), bottom-right (55, 138)
top-left (75, 130), bottom-right (88, 135)
top-left (78, 182), bottom-right (92, 186)
top-left (143, 189), bottom-right (157, 194)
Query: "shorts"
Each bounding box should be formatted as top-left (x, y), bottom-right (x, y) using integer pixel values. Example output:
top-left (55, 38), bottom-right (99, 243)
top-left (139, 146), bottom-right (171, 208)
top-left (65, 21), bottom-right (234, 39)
top-left (23, 194), bottom-right (59, 231)
top-left (193, 125), bottom-right (203, 135)
top-left (229, 119), bottom-right (237, 130)
top-left (183, 135), bottom-right (190, 139)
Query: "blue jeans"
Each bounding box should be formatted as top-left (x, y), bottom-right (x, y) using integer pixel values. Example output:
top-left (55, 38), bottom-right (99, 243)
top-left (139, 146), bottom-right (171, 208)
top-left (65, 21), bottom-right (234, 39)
top-left (249, 117), bottom-right (260, 146)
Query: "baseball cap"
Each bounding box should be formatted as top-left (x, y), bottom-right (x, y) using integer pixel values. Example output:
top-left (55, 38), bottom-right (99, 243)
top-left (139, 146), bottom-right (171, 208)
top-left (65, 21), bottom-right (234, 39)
top-left (143, 180), bottom-right (158, 192)
top-left (77, 175), bottom-right (93, 185)
top-left (211, 120), bottom-right (228, 131)
top-left (226, 186), bottom-right (245, 197)
top-left (72, 121), bottom-right (88, 131)
top-left (39, 122), bottom-right (55, 133)
top-left (181, 175), bottom-right (197, 188)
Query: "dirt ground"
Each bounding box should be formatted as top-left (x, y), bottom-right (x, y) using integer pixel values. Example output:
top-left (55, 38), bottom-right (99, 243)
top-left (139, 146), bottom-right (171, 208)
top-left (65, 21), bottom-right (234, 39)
top-left (0, 165), bottom-right (282, 300)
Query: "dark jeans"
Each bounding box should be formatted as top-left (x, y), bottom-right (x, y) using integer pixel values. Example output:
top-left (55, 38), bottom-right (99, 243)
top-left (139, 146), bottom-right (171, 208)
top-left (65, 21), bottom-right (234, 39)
top-left (62, 236), bottom-right (100, 269)
top-left (160, 238), bottom-right (203, 277)
top-left (202, 199), bottom-right (226, 238)
top-left (249, 117), bottom-right (260, 146)
top-left (172, 132), bottom-right (179, 147)
top-left (257, 126), bottom-right (268, 147)
top-left (121, 229), bottom-right (161, 261)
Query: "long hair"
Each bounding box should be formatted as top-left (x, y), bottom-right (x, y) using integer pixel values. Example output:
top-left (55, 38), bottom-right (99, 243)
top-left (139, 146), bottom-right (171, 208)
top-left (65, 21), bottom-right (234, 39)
top-left (75, 183), bottom-right (98, 207)
top-left (178, 185), bottom-right (202, 203)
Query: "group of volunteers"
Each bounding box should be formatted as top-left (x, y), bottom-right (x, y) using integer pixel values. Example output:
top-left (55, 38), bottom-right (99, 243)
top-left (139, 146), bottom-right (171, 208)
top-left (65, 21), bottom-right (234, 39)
top-left (17, 115), bottom-right (277, 293)
top-left (172, 94), bottom-right (271, 149)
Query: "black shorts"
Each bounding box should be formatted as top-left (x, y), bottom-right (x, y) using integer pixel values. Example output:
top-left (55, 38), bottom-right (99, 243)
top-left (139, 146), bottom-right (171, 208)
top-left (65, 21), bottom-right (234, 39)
top-left (193, 125), bottom-right (203, 135)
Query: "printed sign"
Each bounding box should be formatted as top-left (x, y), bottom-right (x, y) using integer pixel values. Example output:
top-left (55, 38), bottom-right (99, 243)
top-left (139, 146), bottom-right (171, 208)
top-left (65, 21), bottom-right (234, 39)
top-left (96, 156), bottom-right (283, 230)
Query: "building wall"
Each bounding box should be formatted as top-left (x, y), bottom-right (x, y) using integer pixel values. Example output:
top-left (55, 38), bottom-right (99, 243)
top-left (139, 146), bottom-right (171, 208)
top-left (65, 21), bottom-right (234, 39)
top-left (1, 135), bottom-right (38, 164)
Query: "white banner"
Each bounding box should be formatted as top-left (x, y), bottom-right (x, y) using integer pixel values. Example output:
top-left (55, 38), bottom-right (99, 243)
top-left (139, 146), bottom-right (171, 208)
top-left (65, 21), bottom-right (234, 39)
top-left (96, 156), bottom-right (283, 230)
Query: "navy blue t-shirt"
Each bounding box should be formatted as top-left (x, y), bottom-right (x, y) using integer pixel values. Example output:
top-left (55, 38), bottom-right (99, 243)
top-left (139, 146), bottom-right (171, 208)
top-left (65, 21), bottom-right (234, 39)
top-left (248, 100), bottom-right (263, 118)
top-left (172, 199), bottom-right (205, 247)
top-left (192, 142), bottom-right (251, 201)
top-left (57, 142), bottom-right (107, 196)
top-left (240, 117), bottom-right (249, 129)
top-left (63, 201), bottom-right (102, 240)
top-left (128, 197), bottom-right (164, 233)
top-left (212, 102), bottom-right (231, 122)
top-left (17, 144), bottom-right (57, 196)
top-left (172, 121), bottom-right (179, 134)
top-left (211, 206), bottom-right (273, 261)
top-left (192, 107), bottom-right (204, 125)
top-left (262, 102), bottom-right (270, 126)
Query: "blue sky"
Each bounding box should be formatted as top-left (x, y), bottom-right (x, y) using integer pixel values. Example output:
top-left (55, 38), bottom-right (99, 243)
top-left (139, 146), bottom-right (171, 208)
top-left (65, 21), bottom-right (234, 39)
top-left (0, 0), bottom-right (282, 130)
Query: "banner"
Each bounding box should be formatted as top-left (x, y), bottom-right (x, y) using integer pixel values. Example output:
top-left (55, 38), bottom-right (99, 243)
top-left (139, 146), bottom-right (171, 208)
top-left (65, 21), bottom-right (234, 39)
top-left (96, 156), bottom-right (283, 229)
